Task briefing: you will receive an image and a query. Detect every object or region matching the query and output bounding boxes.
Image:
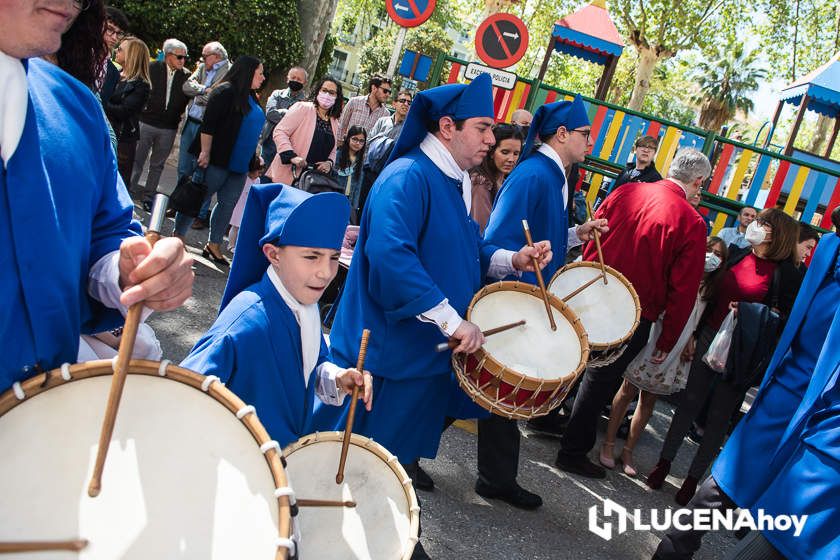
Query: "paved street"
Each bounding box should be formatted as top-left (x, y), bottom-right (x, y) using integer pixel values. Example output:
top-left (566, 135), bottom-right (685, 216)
top-left (138, 152), bottom-right (737, 560)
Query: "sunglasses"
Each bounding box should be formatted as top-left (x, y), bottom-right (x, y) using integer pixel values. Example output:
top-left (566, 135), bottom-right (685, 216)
top-left (395, 98), bottom-right (412, 105)
top-left (174, 55), bottom-right (188, 61)
top-left (380, 87), bottom-right (392, 95)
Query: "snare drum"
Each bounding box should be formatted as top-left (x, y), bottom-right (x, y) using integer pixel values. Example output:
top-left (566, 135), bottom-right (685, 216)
top-left (452, 281), bottom-right (589, 420)
top-left (284, 431), bottom-right (419, 559)
top-left (0, 360), bottom-right (294, 560)
top-left (548, 262), bottom-right (641, 367)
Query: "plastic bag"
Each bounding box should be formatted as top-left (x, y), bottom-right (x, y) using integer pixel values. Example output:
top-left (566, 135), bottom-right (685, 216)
top-left (702, 309), bottom-right (736, 373)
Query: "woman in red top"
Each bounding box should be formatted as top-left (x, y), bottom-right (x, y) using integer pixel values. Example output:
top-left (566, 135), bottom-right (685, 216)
top-left (647, 208), bottom-right (801, 505)
top-left (469, 124), bottom-right (524, 234)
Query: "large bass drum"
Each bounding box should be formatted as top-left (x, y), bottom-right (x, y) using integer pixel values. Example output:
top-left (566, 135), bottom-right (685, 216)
top-left (0, 360), bottom-right (295, 559)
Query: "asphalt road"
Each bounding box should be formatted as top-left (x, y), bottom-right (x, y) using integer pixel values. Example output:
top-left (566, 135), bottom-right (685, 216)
top-left (138, 150), bottom-right (737, 560)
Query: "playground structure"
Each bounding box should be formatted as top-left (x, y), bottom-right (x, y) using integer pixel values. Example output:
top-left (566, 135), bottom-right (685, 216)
top-left (427, 52), bottom-right (840, 234)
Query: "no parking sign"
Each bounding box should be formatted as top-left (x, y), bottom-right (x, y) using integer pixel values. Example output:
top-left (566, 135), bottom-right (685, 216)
top-left (386, 0), bottom-right (436, 28)
top-left (475, 13), bottom-right (529, 69)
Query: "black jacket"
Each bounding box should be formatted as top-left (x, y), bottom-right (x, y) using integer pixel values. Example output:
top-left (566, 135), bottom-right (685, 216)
top-left (612, 161), bottom-right (663, 190)
top-left (99, 59), bottom-right (120, 107)
top-left (139, 61), bottom-right (190, 129)
top-left (190, 83), bottom-right (252, 169)
top-left (105, 78), bottom-right (151, 142)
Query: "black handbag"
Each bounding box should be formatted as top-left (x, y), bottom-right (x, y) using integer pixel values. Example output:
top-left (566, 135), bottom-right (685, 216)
top-left (293, 165), bottom-right (343, 195)
top-left (169, 171), bottom-right (207, 217)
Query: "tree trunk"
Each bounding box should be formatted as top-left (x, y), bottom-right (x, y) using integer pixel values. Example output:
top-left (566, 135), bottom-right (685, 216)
top-left (808, 114), bottom-right (832, 154)
top-left (627, 46), bottom-right (659, 111)
top-left (297, 0), bottom-right (339, 81)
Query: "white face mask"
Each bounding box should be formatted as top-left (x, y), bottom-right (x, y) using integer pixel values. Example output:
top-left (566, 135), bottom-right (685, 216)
top-left (744, 220), bottom-right (767, 246)
top-left (704, 252), bottom-right (722, 272)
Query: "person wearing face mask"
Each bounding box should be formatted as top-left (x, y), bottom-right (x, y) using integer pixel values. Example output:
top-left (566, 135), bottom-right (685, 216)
top-left (648, 208), bottom-right (802, 506)
top-left (267, 76), bottom-right (343, 186)
top-left (259, 65), bottom-right (308, 167)
top-left (600, 238), bottom-right (729, 477)
top-left (468, 123), bottom-right (524, 234)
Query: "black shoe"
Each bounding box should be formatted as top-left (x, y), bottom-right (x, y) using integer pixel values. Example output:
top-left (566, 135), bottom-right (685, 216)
top-left (402, 461), bottom-right (434, 491)
top-left (555, 453), bottom-right (607, 479)
top-left (410, 541), bottom-right (431, 560)
top-left (526, 413), bottom-right (568, 436)
top-left (475, 479), bottom-right (543, 510)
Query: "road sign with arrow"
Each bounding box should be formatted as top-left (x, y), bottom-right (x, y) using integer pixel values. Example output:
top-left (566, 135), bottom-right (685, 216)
top-left (386, 0), bottom-right (436, 28)
top-left (475, 13), bottom-right (529, 69)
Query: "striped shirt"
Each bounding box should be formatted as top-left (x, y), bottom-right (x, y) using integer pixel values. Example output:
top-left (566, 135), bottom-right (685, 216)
top-left (338, 94), bottom-right (390, 141)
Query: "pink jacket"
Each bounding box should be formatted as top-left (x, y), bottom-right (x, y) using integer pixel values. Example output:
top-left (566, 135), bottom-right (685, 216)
top-left (267, 101), bottom-right (339, 185)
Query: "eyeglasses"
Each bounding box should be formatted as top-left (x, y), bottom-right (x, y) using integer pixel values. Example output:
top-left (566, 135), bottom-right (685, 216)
top-left (320, 87), bottom-right (338, 96)
top-left (174, 55), bottom-right (188, 61)
top-left (349, 136), bottom-right (366, 144)
top-left (72, 0), bottom-right (92, 10)
top-left (395, 98), bottom-right (411, 105)
top-left (380, 87), bottom-right (392, 95)
top-left (570, 128), bottom-right (593, 142)
top-left (105, 24), bottom-right (125, 41)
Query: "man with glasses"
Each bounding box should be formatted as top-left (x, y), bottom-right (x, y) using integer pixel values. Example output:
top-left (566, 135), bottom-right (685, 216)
top-left (477, 97), bottom-right (607, 508)
top-left (369, 89), bottom-right (412, 140)
top-left (131, 38), bottom-right (191, 210)
top-left (0, 0), bottom-right (193, 392)
top-left (337, 74), bottom-right (392, 142)
top-left (98, 6), bottom-right (128, 105)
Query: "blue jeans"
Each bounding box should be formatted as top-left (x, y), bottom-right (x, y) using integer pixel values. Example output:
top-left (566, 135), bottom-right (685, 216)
top-left (173, 165), bottom-right (247, 245)
top-left (177, 119), bottom-right (201, 180)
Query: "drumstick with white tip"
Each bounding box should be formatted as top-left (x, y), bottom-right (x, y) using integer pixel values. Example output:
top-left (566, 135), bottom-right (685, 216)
top-left (336, 328), bottom-right (371, 485)
top-left (435, 320), bottom-right (527, 352)
top-left (297, 499), bottom-right (357, 508)
top-left (0, 539), bottom-right (88, 553)
top-left (522, 220), bottom-right (557, 331)
top-left (88, 193), bottom-right (169, 498)
top-left (585, 200), bottom-right (608, 285)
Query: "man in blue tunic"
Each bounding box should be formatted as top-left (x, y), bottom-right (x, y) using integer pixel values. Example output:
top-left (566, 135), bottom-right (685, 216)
top-left (0, 0), bottom-right (193, 393)
top-left (182, 185), bottom-right (371, 447)
top-left (319, 74), bottom-right (551, 554)
top-left (653, 208), bottom-right (840, 560)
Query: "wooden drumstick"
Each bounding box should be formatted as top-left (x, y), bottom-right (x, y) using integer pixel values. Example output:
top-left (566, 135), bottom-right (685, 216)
top-left (297, 499), bottom-right (357, 508)
top-left (585, 200), bottom-right (608, 285)
top-left (0, 539), bottom-right (88, 553)
top-left (522, 220), bottom-right (557, 331)
top-left (336, 328), bottom-right (370, 484)
top-left (435, 320), bottom-right (526, 352)
top-left (561, 274), bottom-right (604, 303)
top-left (88, 194), bottom-right (169, 498)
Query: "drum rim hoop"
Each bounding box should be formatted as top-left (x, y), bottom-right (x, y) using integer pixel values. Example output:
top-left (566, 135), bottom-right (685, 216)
top-left (0, 359), bottom-right (293, 559)
top-left (547, 261), bottom-right (642, 350)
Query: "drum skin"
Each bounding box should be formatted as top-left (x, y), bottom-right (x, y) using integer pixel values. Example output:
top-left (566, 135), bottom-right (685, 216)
top-left (0, 360), bottom-right (292, 560)
top-left (284, 431), bottom-right (419, 560)
top-left (453, 282), bottom-right (589, 419)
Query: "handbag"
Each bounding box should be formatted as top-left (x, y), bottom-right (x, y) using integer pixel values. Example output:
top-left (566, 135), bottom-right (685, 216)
top-left (293, 165), bottom-right (343, 195)
top-left (702, 309), bottom-right (736, 373)
top-left (169, 169), bottom-right (207, 217)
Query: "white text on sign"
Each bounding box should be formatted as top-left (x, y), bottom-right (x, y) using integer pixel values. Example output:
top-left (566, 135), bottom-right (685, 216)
top-left (464, 63), bottom-right (516, 91)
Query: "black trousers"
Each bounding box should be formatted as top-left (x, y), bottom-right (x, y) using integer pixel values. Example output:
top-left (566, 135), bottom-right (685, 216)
top-left (477, 415), bottom-right (521, 488)
top-left (558, 318), bottom-right (653, 457)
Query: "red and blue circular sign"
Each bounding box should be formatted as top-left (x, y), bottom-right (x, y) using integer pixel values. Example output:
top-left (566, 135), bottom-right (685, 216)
top-left (475, 13), bottom-right (529, 69)
top-left (386, 0), bottom-right (436, 28)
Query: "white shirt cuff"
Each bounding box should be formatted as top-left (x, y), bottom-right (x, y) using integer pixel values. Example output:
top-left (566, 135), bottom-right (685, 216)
top-left (88, 250), bottom-right (152, 321)
top-left (316, 361), bottom-right (346, 406)
top-left (487, 249), bottom-right (519, 279)
top-left (418, 300), bottom-right (463, 337)
top-left (567, 226), bottom-right (583, 250)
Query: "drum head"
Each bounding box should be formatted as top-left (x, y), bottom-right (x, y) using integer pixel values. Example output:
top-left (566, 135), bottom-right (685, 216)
top-left (0, 364), bottom-right (285, 559)
top-left (284, 432), bottom-right (418, 560)
top-left (470, 288), bottom-right (582, 379)
top-left (548, 263), bottom-right (640, 349)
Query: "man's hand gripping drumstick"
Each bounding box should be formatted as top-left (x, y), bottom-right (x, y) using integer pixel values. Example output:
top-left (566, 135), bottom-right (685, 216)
top-left (88, 194), bottom-right (194, 497)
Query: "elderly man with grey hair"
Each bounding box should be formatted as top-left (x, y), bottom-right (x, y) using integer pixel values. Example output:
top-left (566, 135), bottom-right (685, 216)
top-left (555, 148), bottom-right (710, 479)
top-left (130, 38), bottom-right (191, 208)
top-left (259, 65), bottom-right (309, 166)
top-left (177, 41), bottom-right (231, 183)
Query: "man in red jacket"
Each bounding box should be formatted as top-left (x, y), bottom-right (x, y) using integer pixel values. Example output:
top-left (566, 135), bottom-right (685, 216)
top-left (555, 148), bottom-right (710, 478)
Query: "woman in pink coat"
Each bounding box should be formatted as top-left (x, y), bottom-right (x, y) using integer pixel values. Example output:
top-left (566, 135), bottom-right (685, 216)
top-left (267, 76), bottom-right (343, 185)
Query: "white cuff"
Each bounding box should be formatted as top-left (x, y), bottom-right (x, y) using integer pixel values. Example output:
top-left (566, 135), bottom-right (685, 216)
top-left (487, 249), bottom-right (519, 279)
top-left (567, 226), bottom-right (583, 250)
top-left (88, 250), bottom-right (152, 321)
top-left (316, 361), bottom-right (346, 406)
top-left (418, 300), bottom-right (463, 337)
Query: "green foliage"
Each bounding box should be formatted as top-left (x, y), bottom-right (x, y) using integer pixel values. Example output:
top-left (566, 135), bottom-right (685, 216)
top-left (316, 33), bottom-right (338, 81)
top-left (110, 0), bottom-right (303, 74)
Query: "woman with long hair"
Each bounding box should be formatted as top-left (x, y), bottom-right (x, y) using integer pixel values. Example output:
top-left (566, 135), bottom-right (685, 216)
top-left (267, 75), bottom-right (343, 185)
top-left (469, 124), bottom-right (524, 233)
top-left (46, 0), bottom-right (109, 90)
top-left (647, 208), bottom-right (803, 505)
top-left (171, 55), bottom-right (266, 265)
top-left (600, 236), bottom-right (730, 477)
top-left (334, 124), bottom-right (367, 213)
top-left (104, 36), bottom-right (151, 183)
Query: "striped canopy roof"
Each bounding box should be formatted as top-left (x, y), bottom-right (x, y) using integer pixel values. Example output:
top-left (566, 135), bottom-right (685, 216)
top-left (780, 52), bottom-right (840, 118)
top-left (551, 0), bottom-right (624, 66)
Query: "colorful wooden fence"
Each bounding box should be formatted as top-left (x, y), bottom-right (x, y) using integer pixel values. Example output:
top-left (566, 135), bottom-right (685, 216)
top-left (437, 56), bottom-right (840, 231)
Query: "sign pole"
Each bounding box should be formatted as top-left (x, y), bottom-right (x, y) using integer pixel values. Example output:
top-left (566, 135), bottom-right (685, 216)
top-left (386, 27), bottom-right (408, 79)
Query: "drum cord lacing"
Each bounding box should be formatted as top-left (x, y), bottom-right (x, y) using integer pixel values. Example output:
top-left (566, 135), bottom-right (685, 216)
top-left (60, 363), bottom-right (72, 381)
top-left (260, 440), bottom-right (287, 468)
top-left (236, 405), bottom-right (256, 419)
top-left (157, 359), bottom-right (171, 376)
top-left (275, 537), bottom-right (297, 558)
top-left (201, 375), bottom-right (221, 392)
top-left (274, 486), bottom-right (299, 517)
